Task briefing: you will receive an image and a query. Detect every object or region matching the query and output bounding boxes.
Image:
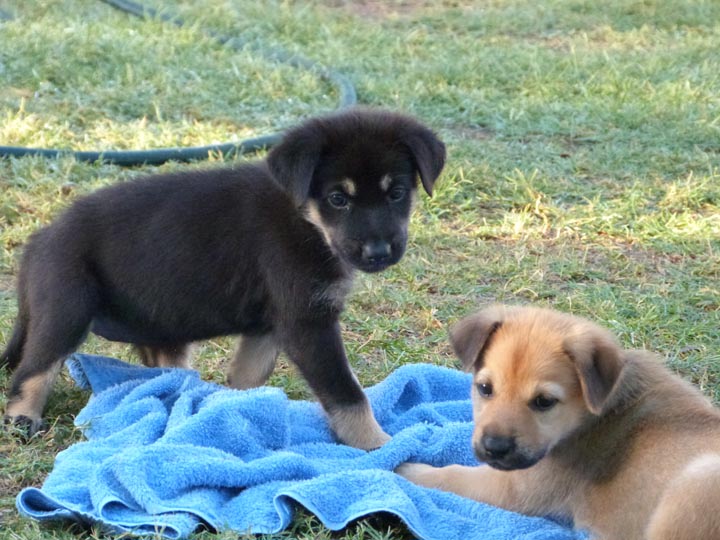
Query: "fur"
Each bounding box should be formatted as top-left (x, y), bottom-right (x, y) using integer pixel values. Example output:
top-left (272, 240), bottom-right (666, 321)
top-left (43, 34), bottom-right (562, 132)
top-left (398, 305), bottom-right (720, 539)
top-left (1, 107), bottom-right (446, 448)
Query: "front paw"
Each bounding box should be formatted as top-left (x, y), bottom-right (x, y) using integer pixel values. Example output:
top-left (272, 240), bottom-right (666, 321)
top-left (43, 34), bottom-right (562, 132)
top-left (396, 462), bottom-right (443, 488)
top-left (3, 414), bottom-right (48, 440)
top-left (329, 403), bottom-right (391, 450)
top-left (338, 424), bottom-right (391, 450)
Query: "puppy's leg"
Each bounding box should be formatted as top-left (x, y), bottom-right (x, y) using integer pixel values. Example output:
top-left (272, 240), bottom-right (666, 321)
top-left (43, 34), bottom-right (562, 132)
top-left (283, 320), bottom-right (390, 450)
top-left (137, 344), bottom-right (193, 369)
top-left (5, 361), bottom-right (64, 435)
top-left (227, 333), bottom-right (279, 389)
top-left (5, 285), bottom-right (96, 435)
top-left (324, 395), bottom-right (391, 450)
top-left (397, 463), bottom-right (528, 513)
top-left (646, 454), bottom-right (720, 540)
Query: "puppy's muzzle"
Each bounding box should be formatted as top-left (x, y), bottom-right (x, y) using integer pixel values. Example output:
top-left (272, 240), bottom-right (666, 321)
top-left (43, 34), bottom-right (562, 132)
top-left (475, 434), bottom-right (544, 471)
top-left (361, 240), bottom-right (392, 268)
top-left (481, 434), bottom-right (516, 459)
top-left (345, 235), bottom-right (406, 273)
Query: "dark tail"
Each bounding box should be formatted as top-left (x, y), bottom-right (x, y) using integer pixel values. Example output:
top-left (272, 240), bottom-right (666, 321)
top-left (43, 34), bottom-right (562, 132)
top-left (0, 314), bottom-right (27, 371)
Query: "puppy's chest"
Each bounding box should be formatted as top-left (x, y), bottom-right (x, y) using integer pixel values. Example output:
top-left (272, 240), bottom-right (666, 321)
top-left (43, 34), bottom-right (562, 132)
top-left (309, 275), bottom-right (354, 311)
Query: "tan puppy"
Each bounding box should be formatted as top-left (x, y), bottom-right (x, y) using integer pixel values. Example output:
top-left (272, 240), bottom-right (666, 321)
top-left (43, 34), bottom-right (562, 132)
top-left (398, 305), bottom-right (720, 540)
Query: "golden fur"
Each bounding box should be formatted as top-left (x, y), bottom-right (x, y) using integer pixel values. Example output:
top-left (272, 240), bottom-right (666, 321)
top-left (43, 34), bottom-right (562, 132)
top-left (397, 305), bottom-right (720, 540)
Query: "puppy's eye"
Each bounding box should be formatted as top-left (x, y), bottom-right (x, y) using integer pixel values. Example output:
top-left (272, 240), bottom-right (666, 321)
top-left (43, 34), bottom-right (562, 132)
top-left (530, 395), bottom-right (558, 412)
top-left (477, 382), bottom-right (493, 398)
top-left (327, 192), bottom-right (349, 209)
top-left (388, 186), bottom-right (407, 202)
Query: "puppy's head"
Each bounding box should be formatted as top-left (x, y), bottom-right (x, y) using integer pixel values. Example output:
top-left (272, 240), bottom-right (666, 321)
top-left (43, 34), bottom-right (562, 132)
top-left (450, 305), bottom-right (624, 471)
top-left (267, 107), bottom-right (445, 273)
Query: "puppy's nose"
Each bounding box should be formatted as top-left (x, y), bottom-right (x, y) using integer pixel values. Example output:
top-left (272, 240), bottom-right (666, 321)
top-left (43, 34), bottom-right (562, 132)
top-left (481, 434), bottom-right (516, 459)
top-left (361, 241), bottom-right (392, 265)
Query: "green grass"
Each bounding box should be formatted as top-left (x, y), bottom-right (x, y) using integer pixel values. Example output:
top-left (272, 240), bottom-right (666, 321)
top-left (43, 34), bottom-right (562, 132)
top-left (1, 0), bottom-right (719, 538)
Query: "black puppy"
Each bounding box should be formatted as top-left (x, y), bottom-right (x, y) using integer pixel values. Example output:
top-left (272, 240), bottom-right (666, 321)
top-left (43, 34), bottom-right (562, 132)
top-left (1, 108), bottom-right (445, 449)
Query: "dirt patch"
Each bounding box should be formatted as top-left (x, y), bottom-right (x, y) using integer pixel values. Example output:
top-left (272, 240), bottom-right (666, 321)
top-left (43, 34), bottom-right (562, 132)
top-left (323, 0), bottom-right (428, 19)
top-left (450, 124), bottom-right (495, 141)
top-left (0, 274), bottom-right (15, 293)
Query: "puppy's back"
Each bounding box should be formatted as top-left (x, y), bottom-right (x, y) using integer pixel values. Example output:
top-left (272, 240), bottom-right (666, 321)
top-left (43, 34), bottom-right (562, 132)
top-left (18, 165), bottom-right (293, 317)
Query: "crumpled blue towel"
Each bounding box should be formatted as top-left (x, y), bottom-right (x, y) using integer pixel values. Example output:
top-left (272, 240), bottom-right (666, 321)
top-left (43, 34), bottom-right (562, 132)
top-left (17, 354), bottom-right (587, 539)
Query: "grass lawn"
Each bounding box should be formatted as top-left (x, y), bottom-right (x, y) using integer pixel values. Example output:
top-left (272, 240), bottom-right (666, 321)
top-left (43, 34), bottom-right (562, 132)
top-left (1, 0), bottom-right (719, 538)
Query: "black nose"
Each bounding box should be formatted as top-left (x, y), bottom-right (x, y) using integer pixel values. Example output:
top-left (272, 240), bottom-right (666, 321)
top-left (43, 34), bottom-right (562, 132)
top-left (481, 435), bottom-right (516, 459)
top-left (361, 241), bottom-right (392, 265)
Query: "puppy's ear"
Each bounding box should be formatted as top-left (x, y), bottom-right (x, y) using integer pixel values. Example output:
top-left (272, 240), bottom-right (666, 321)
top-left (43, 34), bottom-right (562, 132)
top-left (402, 128), bottom-right (446, 197)
top-left (267, 125), bottom-right (325, 206)
top-left (563, 325), bottom-right (624, 415)
top-left (449, 308), bottom-right (504, 372)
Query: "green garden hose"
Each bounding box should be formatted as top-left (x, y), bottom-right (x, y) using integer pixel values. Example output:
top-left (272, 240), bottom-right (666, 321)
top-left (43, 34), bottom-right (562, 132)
top-left (0, 0), bottom-right (357, 165)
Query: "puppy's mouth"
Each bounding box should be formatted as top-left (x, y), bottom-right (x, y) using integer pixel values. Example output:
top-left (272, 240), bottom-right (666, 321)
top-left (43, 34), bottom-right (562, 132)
top-left (476, 449), bottom-right (545, 471)
top-left (340, 242), bottom-right (405, 273)
top-left (355, 258), bottom-right (395, 273)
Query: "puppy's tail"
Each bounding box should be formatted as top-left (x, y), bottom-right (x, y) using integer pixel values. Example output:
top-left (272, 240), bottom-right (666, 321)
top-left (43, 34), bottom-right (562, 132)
top-left (0, 313), bottom-right (27, 371)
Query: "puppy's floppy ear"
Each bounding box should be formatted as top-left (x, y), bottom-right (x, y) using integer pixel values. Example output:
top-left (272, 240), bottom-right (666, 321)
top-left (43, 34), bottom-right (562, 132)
top-left (563, 324), bottom-right (624, 415)
top-left (449, 307), bottom-right (504, 372)
top-left (401, 127), bottom-right (446, 197)
top-left (267, 124), bottom-right (325, 206)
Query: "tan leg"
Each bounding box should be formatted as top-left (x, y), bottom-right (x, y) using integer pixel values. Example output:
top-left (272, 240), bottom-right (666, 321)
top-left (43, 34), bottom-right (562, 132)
top-left (227, 333), bottom-right (280, 389)
top-left (396, 462), bottom-right (526, 511)
top-left (5, 361), bottom-right (63, 433)
top-left (327, 400), bottom-right (391, 450)
top-left (5, 277), bottom-right (96, 436)
top-left (137, 344), bottom-right (193, 368)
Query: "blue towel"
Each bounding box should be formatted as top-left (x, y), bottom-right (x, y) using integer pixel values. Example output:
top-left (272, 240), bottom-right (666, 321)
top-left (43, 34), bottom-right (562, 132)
top-left (17, 354), bottom-right (587, 539)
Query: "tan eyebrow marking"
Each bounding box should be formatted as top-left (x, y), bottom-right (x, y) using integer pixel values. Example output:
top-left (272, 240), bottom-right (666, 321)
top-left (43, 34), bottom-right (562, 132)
top-left (341, 178), bottom-right (357, 196)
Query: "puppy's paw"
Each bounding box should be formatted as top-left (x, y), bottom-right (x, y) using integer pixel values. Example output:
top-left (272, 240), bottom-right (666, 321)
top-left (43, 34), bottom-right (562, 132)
top-left (340, 426), bottom-right (392, 451)
top-left (329, 402), bottom-right (391, 450)
top-left (395, 462), bottom-right (443, 488)
top-left (3, 414), bottom-right (48, 440)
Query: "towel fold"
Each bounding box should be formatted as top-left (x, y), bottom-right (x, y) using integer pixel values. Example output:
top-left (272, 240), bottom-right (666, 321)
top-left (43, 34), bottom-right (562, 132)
top-left (17, 354), bottom-right (586, 539)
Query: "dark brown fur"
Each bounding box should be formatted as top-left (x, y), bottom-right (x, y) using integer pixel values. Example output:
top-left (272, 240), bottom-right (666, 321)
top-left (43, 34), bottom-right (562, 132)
top-left (1, 108), bottom-right (445, 448)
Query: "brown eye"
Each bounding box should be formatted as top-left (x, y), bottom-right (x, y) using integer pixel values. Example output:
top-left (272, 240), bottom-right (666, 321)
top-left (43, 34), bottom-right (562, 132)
top-left (388, 186), bottom-right (407, 202)
top-left (530, 395), bottom-right (558, 412)
top-left (327, 192), bottom-right (349, 209)
top-left (477, 382), bottom-right (493, 398)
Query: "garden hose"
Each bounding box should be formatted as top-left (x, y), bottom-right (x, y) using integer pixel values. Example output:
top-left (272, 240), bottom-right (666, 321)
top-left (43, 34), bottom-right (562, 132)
top-left (0, 0), bottom-right (357, 165)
